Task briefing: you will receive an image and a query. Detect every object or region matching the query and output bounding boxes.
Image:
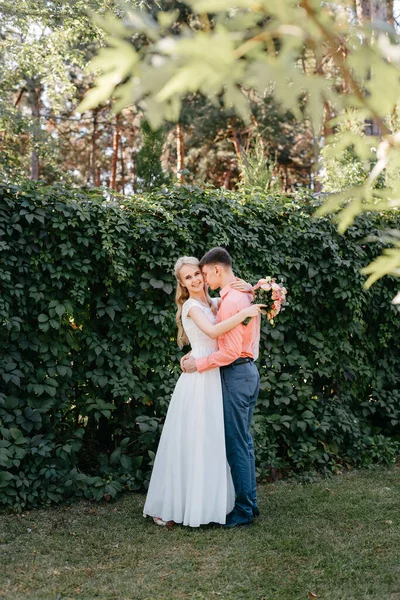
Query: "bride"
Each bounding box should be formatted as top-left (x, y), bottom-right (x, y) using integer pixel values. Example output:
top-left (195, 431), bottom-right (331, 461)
top-left (143, 256), bottom-right (262, 527)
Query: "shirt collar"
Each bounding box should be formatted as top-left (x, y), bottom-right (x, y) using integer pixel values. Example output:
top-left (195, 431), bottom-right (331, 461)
top-left (219, 284), bottom-right (232, 298)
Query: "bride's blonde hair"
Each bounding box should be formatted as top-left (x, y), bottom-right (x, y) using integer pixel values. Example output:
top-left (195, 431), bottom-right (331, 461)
top-left (174, 256), bottom-right (213, 348)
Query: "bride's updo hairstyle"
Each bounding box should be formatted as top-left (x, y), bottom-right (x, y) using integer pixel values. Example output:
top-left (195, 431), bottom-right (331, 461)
top-left (174, 256), bottom-right (213, 348)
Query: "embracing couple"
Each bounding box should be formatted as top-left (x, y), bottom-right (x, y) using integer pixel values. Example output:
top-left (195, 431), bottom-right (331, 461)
top-left (143, 247), bottom-right (263, 528)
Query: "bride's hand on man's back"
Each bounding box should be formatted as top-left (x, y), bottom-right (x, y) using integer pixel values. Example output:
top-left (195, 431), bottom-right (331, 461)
top-left (229, 278), bottom-right (253, 293)
top-left (180, 351), bottom-right (191, 372)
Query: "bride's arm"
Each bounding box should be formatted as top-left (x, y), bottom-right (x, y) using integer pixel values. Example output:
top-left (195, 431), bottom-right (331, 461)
top-left (188, 304), bottom-right (263, 339)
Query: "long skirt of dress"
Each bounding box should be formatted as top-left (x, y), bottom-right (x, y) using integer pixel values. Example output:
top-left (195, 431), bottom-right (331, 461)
top-left (143, 365), bottom-right (235, 527)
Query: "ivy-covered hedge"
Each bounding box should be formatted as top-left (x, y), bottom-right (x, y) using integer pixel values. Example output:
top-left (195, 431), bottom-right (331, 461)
top-left (0, 181), bottom-right (399, 509)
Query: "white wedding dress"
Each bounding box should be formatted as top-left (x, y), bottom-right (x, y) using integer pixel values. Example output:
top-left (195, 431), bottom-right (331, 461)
top-left (143, 298), bottom-right (235, 527)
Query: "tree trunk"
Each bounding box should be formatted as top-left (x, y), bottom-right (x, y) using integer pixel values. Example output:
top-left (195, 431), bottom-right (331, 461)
top-left (26, 78), bottom-right (41, 181)
top-left (90, 109), bottom-right (98, 187)
top-left (355, 0), bottom-right (389, 136)
top-left (131, 149), bottom-right (137, 192)
top-left (314, 51), bottom-right (335, 138)
top-left (355, 0), bottom-right (388, 24)
top-left (109, 115), bottom-right (120, 190)
top-left (14, 87), bottom-right (25, 108)
top-left (371, 0), bottom-right (388, 21)
top-left (387, 0), bottom-right (394, 25)
top-left (322, 102), bottom-right (334, 138)
top-left (176, 122), bottom-right (184, 182)
top-left (355, 0), bottom-right (364, 22)
top-left (230, 125), bottom-right (242, 161)
top-left (120, 139), bottom-right (125, 195)
top-left (222, 167), bottom-right (232, 189)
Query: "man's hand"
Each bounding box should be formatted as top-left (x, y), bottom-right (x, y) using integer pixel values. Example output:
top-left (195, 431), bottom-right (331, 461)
top-left (180, 351), bottom-right (191, 372)
top-left (184, 356), bottom-right (198, 373)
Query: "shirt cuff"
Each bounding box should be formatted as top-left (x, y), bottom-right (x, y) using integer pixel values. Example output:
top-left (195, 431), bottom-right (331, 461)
top-left (195, 357), bottom-right (209, 373)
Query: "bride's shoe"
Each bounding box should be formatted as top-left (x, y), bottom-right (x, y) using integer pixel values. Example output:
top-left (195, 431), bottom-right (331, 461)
top-left (143, 513), bottom-right (174, 527)
top-left (152, 516), bottom-right (175, 527)
top-left (153, 516), bottom-right (168, 526)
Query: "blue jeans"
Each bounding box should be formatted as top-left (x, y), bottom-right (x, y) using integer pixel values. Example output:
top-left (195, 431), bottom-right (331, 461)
top-left (220, 360), bottom-right (260, 519)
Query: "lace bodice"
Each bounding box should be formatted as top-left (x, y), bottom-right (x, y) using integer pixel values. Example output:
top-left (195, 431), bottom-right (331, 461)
top-left (182, 298), bottom-right (219, 357)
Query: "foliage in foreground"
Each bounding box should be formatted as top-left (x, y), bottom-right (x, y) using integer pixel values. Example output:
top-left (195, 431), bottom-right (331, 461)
top-left (80, 0), bottom-right (400, 287)
top-left (0, 181), bottom-right (399, 509)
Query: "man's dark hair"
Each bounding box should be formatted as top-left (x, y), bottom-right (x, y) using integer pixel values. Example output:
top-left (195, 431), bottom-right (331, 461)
top-left (199, 247), bottom-right (232, 268)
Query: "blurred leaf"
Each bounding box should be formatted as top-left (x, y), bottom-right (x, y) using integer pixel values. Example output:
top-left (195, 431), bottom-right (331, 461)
top-left (361, 247), bottom-right (400, 289)
top-left (78, 38), bottom-right (138, 113)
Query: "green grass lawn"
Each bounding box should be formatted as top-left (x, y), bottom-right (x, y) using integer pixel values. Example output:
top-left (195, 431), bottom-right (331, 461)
top-left (0, 467), bottom-right (399, 600)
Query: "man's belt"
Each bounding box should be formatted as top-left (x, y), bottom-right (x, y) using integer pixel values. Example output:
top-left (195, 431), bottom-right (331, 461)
top-left (221, 357), bottom-right (253, 369)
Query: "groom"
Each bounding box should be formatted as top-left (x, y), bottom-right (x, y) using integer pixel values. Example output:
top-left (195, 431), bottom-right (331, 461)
top-left (183, 247), bottom-right (260, 528)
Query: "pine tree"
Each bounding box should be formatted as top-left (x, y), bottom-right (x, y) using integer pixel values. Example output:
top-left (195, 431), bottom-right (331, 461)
top-left (136, 120), bottom-right (169, 191)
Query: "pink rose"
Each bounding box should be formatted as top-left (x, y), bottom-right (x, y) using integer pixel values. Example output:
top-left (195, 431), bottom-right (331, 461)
top-left (253, 277), bottom-right (273, 291)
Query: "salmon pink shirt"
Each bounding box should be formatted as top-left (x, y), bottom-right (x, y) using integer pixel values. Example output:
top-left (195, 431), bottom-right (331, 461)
top-left (195, 284), bottom-right (257, 373)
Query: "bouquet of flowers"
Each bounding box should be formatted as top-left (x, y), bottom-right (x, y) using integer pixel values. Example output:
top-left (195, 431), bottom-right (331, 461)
top-left (243, 276), bottom-right (287, 325)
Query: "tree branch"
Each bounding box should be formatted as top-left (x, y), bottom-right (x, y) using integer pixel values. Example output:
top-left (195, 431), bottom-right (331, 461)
top-left (299, 0), bottom-right (390, 136)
